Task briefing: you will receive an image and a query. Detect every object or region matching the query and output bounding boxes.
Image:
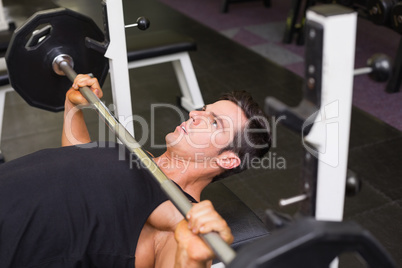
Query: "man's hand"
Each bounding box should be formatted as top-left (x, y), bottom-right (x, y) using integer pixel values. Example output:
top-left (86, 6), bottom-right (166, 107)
top-left (62, 74), bottom-right (103, 147)
top-left (174, 200), bottom-right (233, 268)
top-left (65, 74), bottom-right (103, 107)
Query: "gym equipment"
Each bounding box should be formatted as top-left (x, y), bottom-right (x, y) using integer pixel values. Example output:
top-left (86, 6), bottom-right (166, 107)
top-left (5, 7), bottom-right (235, 265)
top-left (282, 0), bottom-right (315, 45)
top-left (5, 8), bottom-right (109, 112)
top-left (126, 30), bottom-right (205, 112)
top-left (366, 0), bottom-right (396, 26)
top-left (266, 55), bottom-right (392, 136)
top-left (391, 2), bottom-right (402, 33)
top-left (0, 0), bottom-right (17, 58)
top-left (201, 181), bottom-right (270, 266)
top-left (228, 217), bottom-right (397, 268)
top-left (0, 1), bottom-right (204, 160)
top-left (354, 53), bottom-right (392, 82)
top-left (0, 68), bottom-right (9, 164)
top-left (268, 3), bottom-right (358, 222)
top-left (282, 1), bottom-right (402, 93)
top-left (386, 35), bottom-right (402, 93)
top-left (5, 4), bottom-right (398, 267)
top-left (124, 16), bottom-right (150, 29)
top-left (345, 169), bottom-right (361, 196)
top-left (261, 5), bottom-right (397, 268)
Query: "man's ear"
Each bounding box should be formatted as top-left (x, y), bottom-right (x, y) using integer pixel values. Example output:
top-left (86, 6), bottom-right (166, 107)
top-left (216, 151), bottom-right (241, 170)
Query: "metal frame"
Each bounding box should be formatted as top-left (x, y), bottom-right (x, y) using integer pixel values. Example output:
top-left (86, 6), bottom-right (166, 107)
top-left (104, 0), bottom-right (204, 136)
top-left (127, 52), bottom-right (204, 112)
top-left (0, 85), bottom-right (13, 158)
top-left (0, 0), bottom-right (8, 31)
top-left (305, 5), bottom-right (357, 222)
top-left (0, 0), bottom-right (205, 159)
top-left (104, 0), bottom-right (134, 136)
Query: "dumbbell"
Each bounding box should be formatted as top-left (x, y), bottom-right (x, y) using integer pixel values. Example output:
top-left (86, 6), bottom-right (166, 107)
top-left (354, 53), bottom-right (392, 82)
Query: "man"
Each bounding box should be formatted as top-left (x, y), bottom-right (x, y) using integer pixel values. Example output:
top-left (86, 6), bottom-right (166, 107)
top-left (0, 75), bottom-right (271, 268)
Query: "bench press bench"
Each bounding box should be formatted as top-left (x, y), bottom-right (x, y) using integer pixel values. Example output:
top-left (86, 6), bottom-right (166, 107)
top-left (202, 181), bottom-right (271, 267)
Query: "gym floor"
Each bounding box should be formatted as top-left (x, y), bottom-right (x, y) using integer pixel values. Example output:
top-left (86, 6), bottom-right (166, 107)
top-left (1, 0), bottom-right (402, 267)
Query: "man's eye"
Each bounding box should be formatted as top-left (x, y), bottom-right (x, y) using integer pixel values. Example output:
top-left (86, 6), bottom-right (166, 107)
top-left (212, 120), bottom-right (218, 128)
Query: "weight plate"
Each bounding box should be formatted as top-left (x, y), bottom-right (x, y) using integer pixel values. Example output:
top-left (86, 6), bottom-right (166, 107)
top-left (5, 8), bottom-right (109, 112)
top-left (366, 0), bottom-right (394, 25)
top-left (391, 2), bottom-right (402, 34)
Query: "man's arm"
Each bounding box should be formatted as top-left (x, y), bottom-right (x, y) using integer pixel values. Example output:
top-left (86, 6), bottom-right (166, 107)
top-left (62, 74), bottom-right (103, 146)
top-left (174, 200), bottom-right (234, 268)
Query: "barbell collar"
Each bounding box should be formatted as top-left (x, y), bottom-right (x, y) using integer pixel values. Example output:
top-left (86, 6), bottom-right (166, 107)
top-left (52, 54), bottom-right (74, 76)
top-left (55, 56), bottom-right (237, 265)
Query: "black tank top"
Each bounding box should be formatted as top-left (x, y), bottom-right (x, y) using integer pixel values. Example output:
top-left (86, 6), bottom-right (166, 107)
top-left (0, 142), bottom-right (196, 267)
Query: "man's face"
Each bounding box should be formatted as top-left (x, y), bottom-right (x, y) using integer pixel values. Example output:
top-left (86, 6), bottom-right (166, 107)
top-left (165, 100), bottom-right (247, 162)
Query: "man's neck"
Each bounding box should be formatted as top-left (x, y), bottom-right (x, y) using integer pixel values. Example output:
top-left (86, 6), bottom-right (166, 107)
top-left (153, 152), bottom-right (219, 201)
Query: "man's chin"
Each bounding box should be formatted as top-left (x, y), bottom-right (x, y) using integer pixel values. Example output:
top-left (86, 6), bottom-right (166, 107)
top-left (165, 137), bottom-right (181, 148)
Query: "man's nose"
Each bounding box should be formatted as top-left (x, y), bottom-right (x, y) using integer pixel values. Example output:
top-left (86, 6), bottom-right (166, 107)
top-left (189, 110), bottom-right (208, 126)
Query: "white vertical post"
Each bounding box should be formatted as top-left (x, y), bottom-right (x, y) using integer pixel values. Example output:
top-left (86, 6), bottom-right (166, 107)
top-left (0, 0), bottom-right (8, 31)
top-left (305, 6), bottom-right (357, 222)
top-left (172, 53), bottom-right (205, 111)
top-left (304, 7), bottom-right (357, 267)
top-left (0, 87), bottom-right (13, 148)
top-left (104, 0), bottom-right (134, 137)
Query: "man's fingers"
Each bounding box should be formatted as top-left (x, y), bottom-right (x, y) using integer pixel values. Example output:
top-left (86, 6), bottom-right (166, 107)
top-left (70, 75), bottom-right (103, 99)
top-left (187, 200), bottom-right (214, 219)
top-left (188, 211), bottom-right (219, 231)
top-left (186, 200), bottom-right (233, 244)
top-left (187, 200), bottom-right (218, 228)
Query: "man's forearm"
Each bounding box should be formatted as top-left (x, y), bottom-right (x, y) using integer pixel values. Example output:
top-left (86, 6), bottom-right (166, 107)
top-left (62, 101), bottom-right (91, 146)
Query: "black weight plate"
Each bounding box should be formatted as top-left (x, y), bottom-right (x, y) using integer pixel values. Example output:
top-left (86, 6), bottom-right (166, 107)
top-left (391, 3), bottom-right (402, 34)
top-left (5, 8), bottom-right (109, 112)
top-left (366, 0), bottom-right (394, 25)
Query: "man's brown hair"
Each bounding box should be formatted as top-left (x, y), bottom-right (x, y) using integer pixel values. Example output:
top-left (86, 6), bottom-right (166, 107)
top-left (214, 91), bottom-right (271, 181)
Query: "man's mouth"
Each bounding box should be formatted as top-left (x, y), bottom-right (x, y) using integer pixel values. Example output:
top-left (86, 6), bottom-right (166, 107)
top-left (180, 124), bottom-right (187, 134)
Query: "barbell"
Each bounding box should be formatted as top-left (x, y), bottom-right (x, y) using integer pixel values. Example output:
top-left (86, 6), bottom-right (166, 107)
top-left (5, 7), bottom-right (236, 265)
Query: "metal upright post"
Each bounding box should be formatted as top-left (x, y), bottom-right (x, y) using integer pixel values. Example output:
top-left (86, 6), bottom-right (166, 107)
top-left (104, 0), bottom-right (135, 137)
top-left (305, 4), bottom-right (357, 223)
top-left (0, 0), bottom-right (8, 31)
top-left (304, 6), bottom-right (357, 267)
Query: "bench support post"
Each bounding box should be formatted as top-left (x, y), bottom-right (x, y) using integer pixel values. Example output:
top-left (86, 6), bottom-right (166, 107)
top-left (172, 53), bottom-right (204, 111)
top-left (127, 52), bottom-right (204, 112)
